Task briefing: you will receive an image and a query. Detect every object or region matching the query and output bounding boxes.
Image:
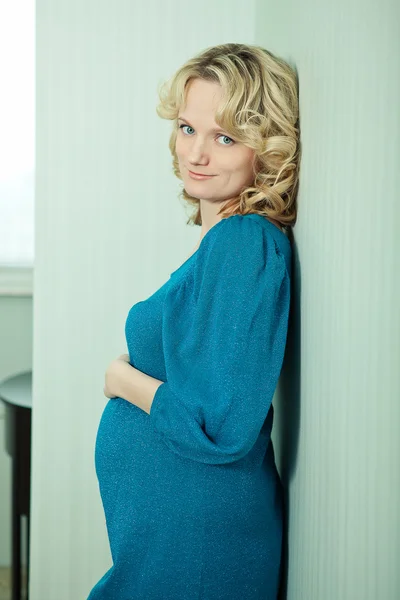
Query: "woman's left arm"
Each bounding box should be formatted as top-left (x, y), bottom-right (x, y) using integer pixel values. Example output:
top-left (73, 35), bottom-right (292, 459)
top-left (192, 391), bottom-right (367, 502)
top-left (104, 354), bottom-right (163, 415)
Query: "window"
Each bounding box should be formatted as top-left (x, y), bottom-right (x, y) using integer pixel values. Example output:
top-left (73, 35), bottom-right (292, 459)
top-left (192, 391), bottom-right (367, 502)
top-left (0, 1), bottom-right (34, 295)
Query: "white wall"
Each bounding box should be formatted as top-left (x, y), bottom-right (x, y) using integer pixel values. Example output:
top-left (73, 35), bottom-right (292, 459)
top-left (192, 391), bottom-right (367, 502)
top-left (258, 0), bottom-right (400, 598)
top-left (26, 0), bottom-right (400, 599)
top-left (30, 1), bottom-right (257, 598)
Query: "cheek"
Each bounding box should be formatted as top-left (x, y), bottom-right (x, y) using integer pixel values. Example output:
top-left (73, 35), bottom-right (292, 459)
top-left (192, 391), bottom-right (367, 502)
top-left (238, 151), bottom-right (255, 176)
top-left (174, 134), bottom-right (181, 154)
top-left (228, 158), bottom-right (252, 176)
top-left (175, 143), bottom-right (186, 164)
top-left (175, 132), bottom-right (186, 152)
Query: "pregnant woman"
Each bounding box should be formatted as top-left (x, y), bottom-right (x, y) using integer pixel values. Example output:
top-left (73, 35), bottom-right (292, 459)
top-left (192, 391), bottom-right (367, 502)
top-left (87, 42), bottom-right (301, 600)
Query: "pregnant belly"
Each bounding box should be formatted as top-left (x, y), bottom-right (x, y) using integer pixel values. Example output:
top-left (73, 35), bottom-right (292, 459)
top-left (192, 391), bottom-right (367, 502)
top-left (94, 398), bottom-right (283, 538)
top-left (94, 397), bottom-right (198, 500)
top-left (94, 398), bottom-right (155, 485)
top-left (95, 397), bottom-right (209, 492)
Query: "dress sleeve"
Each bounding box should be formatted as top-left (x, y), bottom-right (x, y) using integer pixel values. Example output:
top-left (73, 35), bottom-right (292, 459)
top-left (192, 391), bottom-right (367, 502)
top-left (148, 215), bottom-right (291, 465)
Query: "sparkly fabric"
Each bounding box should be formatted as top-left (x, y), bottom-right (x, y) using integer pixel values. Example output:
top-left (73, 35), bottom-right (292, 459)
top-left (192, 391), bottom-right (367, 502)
top-left (88, 214), bottom-right (292, 600)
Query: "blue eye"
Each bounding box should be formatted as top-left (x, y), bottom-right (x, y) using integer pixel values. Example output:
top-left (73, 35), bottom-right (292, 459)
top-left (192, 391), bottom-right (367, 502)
top-left (178, 124), bottom-right (234, 146)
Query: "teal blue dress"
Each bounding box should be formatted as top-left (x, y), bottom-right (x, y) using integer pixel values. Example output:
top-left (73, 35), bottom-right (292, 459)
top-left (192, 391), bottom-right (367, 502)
top-left (87, 213), bottom-right (292, 600)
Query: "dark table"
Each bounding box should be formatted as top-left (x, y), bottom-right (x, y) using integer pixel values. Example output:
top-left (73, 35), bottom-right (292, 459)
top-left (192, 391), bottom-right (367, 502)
top-left (0, 370), bottom-right (32, 600)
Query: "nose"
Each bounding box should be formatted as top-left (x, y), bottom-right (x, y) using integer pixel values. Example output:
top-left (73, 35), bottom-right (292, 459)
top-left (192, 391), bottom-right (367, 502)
top-left (187, 154), bottom-right (211, 171)
top-left (186, 136), bottom-right (211, 163)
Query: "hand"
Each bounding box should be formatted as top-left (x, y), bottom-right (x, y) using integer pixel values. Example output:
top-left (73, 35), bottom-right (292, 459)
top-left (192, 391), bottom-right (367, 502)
top-left (116, 353), bottom-right (130, 364)
top-left (104, 353), bottom-right (131, 399)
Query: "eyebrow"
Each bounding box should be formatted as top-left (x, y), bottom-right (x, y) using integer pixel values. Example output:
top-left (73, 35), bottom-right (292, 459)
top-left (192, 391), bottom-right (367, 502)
top-left (177, 116), bottom-right (228, 133)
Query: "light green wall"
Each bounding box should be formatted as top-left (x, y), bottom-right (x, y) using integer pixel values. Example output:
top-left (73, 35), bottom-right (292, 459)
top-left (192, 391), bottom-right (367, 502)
top-left (256, 0), bottom-right (400, 598)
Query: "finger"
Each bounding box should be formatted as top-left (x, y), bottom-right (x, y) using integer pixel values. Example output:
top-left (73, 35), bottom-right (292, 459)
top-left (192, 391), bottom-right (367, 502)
top-left (118, 353), bottom-right (130, 362)
top-left (103, 385), bottom-right (113, 399)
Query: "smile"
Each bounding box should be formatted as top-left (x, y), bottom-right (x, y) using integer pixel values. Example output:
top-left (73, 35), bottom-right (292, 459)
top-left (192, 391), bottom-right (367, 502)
top-left (188, 170), bottom-right (215, 180)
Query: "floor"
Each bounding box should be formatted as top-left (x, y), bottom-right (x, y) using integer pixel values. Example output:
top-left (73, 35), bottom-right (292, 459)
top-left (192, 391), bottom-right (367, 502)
top-left (0, 566), bottom-right (27, 600)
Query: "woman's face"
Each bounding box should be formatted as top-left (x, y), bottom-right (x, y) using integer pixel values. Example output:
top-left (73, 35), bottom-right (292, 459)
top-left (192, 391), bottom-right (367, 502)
top-left (176, 78), bottom-right (256, 205)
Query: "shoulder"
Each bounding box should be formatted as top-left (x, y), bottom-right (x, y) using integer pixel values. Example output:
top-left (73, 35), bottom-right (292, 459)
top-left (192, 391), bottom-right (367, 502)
top-left (197, 214), bottom-right (291, 275)
top-left (186, 215), bottom-right (291, 304)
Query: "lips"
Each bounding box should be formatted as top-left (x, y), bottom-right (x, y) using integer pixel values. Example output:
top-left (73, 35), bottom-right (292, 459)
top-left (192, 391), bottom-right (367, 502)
top-left (189, 170), bottom-right (214, 176)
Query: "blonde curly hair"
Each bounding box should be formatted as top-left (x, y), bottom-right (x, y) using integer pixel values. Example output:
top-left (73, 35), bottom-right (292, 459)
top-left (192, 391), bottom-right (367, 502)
top-left (156, 42), bottom-right (301, 230)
